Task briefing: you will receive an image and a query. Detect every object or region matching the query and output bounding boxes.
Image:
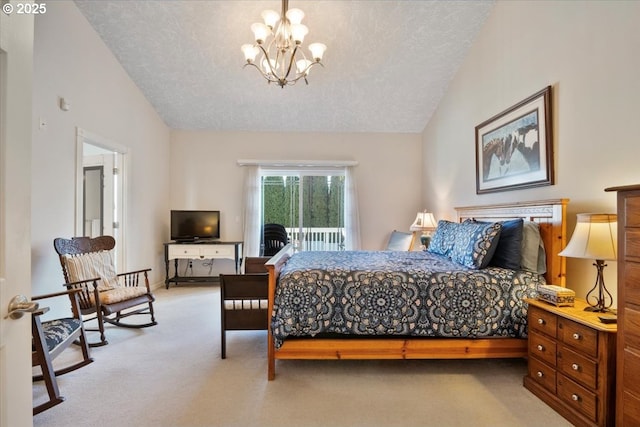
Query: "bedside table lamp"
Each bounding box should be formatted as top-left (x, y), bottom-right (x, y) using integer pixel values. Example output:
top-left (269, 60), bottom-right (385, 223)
top-left (559, 213), bottom-right (617, 312)
top-left (409, 211), bottom-right (437, 250)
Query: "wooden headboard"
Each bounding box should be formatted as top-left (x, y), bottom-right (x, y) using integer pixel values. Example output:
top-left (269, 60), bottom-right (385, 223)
top-left (455, 199), bottom-right (569, 286)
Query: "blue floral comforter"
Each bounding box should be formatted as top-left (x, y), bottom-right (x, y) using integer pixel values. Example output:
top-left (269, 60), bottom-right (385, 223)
top-left (271, 250), bottom-right (543, 348)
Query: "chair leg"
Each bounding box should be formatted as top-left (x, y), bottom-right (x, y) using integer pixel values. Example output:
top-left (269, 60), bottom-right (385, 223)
top-left (221, 329), bottom-right (226, 359)
top-left (32, 319), bottom-right (64, 415)
top-left (86, 309), bottom-right (108, 347)
top-left (149, 301), bottom-right (156, 324)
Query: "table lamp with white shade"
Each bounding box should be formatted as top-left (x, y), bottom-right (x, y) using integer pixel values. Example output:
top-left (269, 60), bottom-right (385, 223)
top-left (558, 213), bottom-right (617, 312)
top-left (409, 211), bottom-right (438, 250)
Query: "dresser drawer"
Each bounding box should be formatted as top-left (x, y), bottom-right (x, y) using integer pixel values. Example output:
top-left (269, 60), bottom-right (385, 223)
top-left (558, 318), bottom-right (598, 357)
top-left (528, 305), bottom-right (557, 338)
top-left (200, 244), bottom-right (235, 258)
top-left (169, 245), bottom-right (202, 258)
top-left (624, 195), bottom-right (640, 227)
top-left (557, 374), bottom-right (597, 423)
top-left (625, 229), bottom-right (640, 262)
top-left (624, 262), bottom-right (640, 306)
top-left (529, 331), bottom-right (556, 367)
top-left (557, 345), bottom-right (597, 389)
top-left (620, 390), bottom-right (640, 426)
top-left (528, 357), bottom-right (556, 393)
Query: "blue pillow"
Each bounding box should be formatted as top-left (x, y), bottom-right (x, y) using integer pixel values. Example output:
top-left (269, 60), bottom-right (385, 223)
top-left (427, 220), bottom-right (458, 257)
top-left (450, 221), bottom-right (502, 269)
top-left (490, 219), bottom-right (524, 270)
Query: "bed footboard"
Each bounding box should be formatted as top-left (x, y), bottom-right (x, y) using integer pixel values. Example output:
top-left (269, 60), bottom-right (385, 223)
top-left (265, 244), bottom-right (295, 380)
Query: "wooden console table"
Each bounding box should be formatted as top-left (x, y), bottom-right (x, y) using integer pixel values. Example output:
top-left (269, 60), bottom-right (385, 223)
top-left (164, 241), bottom-right (243, 289)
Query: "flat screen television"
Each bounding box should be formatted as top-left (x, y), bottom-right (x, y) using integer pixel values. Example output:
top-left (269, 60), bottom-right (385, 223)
top-left (170, 210), bottom-right (220, 241)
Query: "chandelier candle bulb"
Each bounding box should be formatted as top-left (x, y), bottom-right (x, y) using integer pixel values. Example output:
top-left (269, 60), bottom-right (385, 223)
top-left (261, 10), bottom-right (280, 28)
top-left (251, 23), bottom-right (270, 44)
top-left (285, 8), bottom-right (305, 25)
top-left (308, 43), bottom-right (327, 62)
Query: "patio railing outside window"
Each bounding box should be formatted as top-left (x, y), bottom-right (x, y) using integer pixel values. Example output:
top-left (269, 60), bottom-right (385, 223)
top-left (286, 227), bottom-right (345, 251)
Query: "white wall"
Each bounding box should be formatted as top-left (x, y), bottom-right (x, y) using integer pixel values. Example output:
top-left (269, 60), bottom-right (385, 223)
top-left (422, 1), bottom-right (640, 303)
top-left (31, 1), bottom-right (171, 298)
top-left (170, 131), bottom-right (423, 265)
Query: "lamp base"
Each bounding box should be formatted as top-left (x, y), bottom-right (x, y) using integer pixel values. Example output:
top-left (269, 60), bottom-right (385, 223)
top-left (584, 305), bottom-right (612, 313)
top-left (583, 259), bottom-right (614, 313)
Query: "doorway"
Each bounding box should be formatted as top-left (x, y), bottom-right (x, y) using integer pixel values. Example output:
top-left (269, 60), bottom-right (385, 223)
top-left (75, 128), bottom-right (127, 271)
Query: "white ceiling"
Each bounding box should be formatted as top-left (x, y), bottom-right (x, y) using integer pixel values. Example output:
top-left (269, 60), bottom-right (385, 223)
top-left (74, 0), bottom-right (494, 133)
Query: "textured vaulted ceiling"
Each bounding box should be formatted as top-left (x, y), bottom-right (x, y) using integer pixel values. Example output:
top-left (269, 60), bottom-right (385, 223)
top-left (74, 0), bottom-right (494, 133)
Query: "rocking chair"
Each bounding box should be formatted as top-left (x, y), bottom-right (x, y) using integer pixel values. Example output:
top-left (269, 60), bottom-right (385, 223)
top-left (32, 289), bottom-right (93, 415)
top-left (54, 236), bottom-right (157, 347)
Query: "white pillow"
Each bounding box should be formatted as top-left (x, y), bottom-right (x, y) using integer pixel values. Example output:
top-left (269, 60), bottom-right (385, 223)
top-left (64, 251), bottom-right (120, 291)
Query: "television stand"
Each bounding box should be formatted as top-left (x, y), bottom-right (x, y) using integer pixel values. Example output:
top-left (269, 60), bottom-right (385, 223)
top-left (164, 240), bottom-right (243, 289)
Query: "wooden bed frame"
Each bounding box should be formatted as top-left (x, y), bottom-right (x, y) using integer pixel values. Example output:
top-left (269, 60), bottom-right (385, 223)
top-left (265, 198), bottom-right (569, 380)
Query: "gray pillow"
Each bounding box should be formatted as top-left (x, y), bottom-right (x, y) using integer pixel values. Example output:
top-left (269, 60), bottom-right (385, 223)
top-left (521, 221), bottom-right (547, 274)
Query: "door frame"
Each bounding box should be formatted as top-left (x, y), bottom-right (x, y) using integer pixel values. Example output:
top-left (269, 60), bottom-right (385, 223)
top-left (75, 128), bottom-right (128, 270)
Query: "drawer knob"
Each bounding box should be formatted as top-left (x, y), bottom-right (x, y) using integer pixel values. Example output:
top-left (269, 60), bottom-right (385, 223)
top-left (537, 371), bottom-right (544, 378)
top-left (571, 394), bottom-right (580, 402)
top-left (537, 344), bottom-right (544, 352)
top-left (572, 333), bottom-right (581, 340)
top-left (537, 318), bottom-right (545, 325)
top-left (572, 363), bottom-right (580, 371)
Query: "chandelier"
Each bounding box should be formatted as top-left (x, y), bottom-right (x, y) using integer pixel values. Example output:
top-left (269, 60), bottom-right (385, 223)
top-left (241, 0), bottom-right (327, 88)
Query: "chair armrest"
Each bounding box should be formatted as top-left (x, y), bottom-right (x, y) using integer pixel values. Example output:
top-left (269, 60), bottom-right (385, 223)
top-left (32, 307), bottom-right (50, 317)
top-left (32, 288), bottom-right (82, 301)
top-left (116, 268), bottom-right (152, 276)
top-left (63, 278), bottom-right (100, 288)
top-left (116, 269), bottom-right (152, 290)
top-left (32, 289), bottom-right (84, 320)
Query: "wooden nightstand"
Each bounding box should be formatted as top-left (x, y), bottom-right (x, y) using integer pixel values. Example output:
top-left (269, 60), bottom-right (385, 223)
top-left (523, 298), bottom-right (617, 427)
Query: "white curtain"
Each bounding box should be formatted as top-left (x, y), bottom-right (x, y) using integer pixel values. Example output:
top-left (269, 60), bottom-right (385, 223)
top-left (344, 166), bottom-right (361, 250)
top-left (242, 166), bottom-right (262, 257)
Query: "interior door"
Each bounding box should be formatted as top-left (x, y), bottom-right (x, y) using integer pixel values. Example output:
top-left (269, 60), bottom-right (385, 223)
top-left (0, 8), bottom-right (35, 426)
top-left (83, 152), bottom-right (115, 238)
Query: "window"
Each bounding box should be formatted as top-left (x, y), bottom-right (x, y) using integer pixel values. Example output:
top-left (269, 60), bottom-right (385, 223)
top-left (240, 161), bottom-right (360, 257)
top-left (261, 170), bottom-right (345, 251)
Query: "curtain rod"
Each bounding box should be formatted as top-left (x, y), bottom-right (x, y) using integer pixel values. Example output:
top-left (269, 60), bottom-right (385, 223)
top-left (237, 159), bottom-right (358, 167)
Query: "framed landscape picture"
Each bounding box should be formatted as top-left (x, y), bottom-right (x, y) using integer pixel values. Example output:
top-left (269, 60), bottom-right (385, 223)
top-left (475, 86), bottom-right (553, 194)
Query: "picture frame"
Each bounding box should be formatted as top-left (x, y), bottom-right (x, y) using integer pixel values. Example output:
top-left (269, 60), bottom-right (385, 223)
top-left (475, 86), bottom-right (553, 194)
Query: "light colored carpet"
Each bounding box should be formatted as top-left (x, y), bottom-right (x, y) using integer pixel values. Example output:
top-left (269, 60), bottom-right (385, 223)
top-left (33, 284), bottom-right (572, 427)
